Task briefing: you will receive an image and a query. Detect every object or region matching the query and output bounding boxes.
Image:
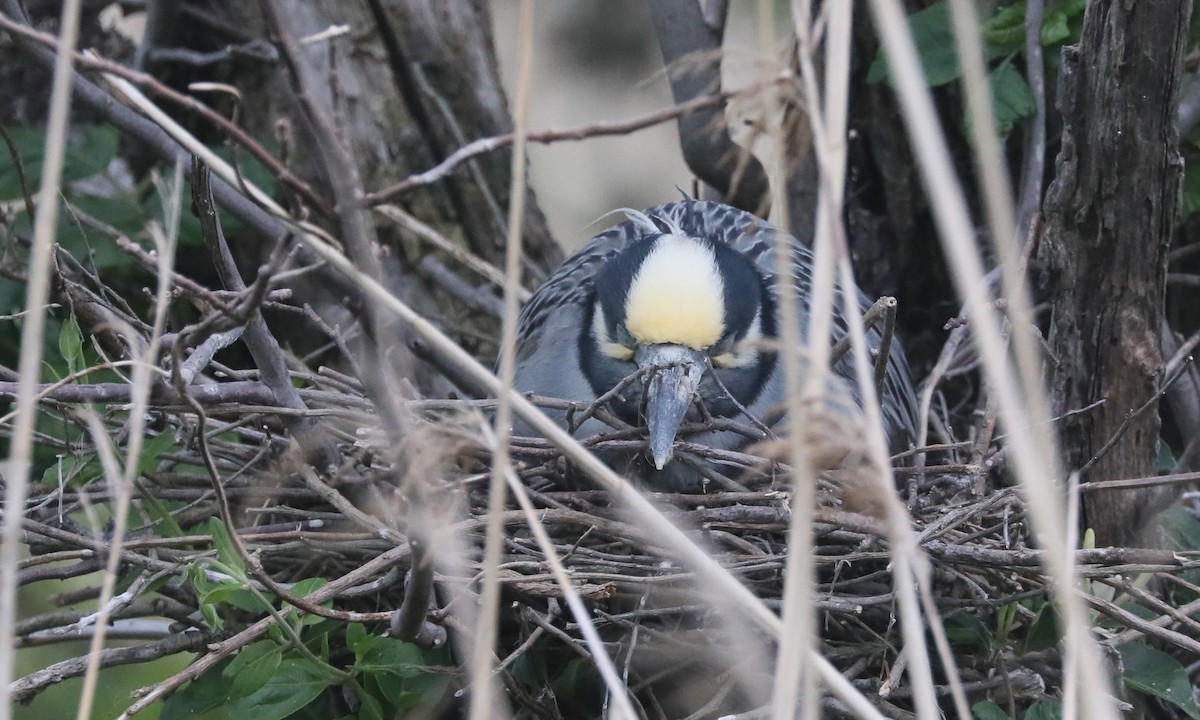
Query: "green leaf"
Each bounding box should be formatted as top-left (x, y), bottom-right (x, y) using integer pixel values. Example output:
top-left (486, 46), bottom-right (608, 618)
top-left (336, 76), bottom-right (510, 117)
top-left (988, 62), bottom-right (1036, 137)
top-left (184, 566), bottom-right (224, 631)
top-left (981, 3), bottom-right (1026, 52)
top-left (1021, 602), bottom-right (1060, 654)
top-left (379, 668), bottom-right (451, 712)
top-left (136, 431), bottom-right (177, 476)
top-left (60, 193), bottom-right (148, 270)
top-left (57, 315), bottom-right (84, 375)
top-left (868, 0), bottom-right (962, 87)
top-left (1157, 505), bottom-right (1200, 591)
top-left (268, 622), bottom-right (286, 644)
top-left (1119, 642), bottom-right (1200, 719)
top-left (206, 582), bottom-right (265, 614)
top-left (132, 431), bottom-right (184, 537)
top-left (346, 622), bottom-right (368, 652)
top-left (972, 700), bottom-right (1012, 720)
top-left (943, 612), bottom-right (993, 652)
top-left (142, 183), bottom-right (205, 249)
top-left (40, 452), bottom-right (101, 488)
top-left (62, 125), bottom-right (120, 185)
top-left (1160, 505), bottom-right (1200, 551)
top-left (291, 577), bottom-right (331, 626)
top-left (354, 685), bottom-right (386, 720)
top-left (161, 658), bottom-right (236, 720)
top-left (0, 125), bottom-right (43, 200)
top-left (204, 517), bottom-right (247, 574)
top-left (225, 640), bottom-right (283, 697)
top-left (1157, 438), bottom-right (1178, 471)
top-left (1045, 0), bottom-right (1089, 44)
top-left (351, 634), bottom-right (423, 677)
top-left (224, 657), bottom-right (336, 720)
top-left (199, 601), bottom-right (223, 631)
top-left (982, 1), bottom-right (1085, 53)
top-left (188, 560), bottom-right (264, 622)
top-left (550, 656), bottom-right (589, 700)
top-left (0, 125), bottom-right (119, 200)
top-left (1039, 8), bottom-right (1072, 46)
top-left (1180, 152), bottom-right (1200, 220)
top-left (348, 632), bottom-right (452, 711)
top-left (1024, 702), bottom-right (1062, 720)
top-left (291, 577), bottom-right (327, 598)
top-left (996, 602), bottom-right (1017, 644)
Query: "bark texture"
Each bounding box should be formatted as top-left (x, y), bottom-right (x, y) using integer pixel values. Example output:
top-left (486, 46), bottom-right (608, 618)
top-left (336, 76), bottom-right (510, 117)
top-left (1039, 0), bottom-right (1192, 545)
top-left (212, 0), bottom-right (560, 393)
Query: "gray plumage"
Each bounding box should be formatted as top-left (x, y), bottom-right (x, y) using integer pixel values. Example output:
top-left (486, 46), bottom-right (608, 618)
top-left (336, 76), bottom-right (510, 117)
top-left (507, 199), bottom-right (919, 491)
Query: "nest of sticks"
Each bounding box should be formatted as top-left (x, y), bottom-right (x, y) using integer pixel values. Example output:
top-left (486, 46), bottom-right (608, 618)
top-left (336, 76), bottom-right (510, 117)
top-left (13, 357), bottom-right (1200, 718)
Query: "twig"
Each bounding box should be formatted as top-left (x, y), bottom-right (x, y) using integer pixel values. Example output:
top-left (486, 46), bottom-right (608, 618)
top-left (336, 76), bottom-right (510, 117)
top-left (827, 296), bottom-right (895, 366)
top-left (1016, 0), bottom-right (1046, 240)
top-left (0, 13), bottom-right (333, 216)
top-left (1082, 592), bottom-right (1200, 656)
top-left (390, 535), bottom-right (445, 649)
top-left (0, 123), bottom-right (36, 219)
top-left (419, 256), bottom-right (504, 319)
top-left (1077, 470), bottom-right (1200, 493)
top-left (361, 79), bottom-right (784, 207)
top-left (11, 632), bottom-right (208, 704)
top-left (470, 3), bottom-right (535, 717)
top-left (488, 424), bottom-right (640, 720)
top-left (376, 203), bottom-right (529, 301)
top-left (1078, 359), bottom-right (1191, 476)
top-left (190, 160), bottom-right (339, 471)
top-left (0, 0), bottom-right (84, 711)
top-left (872, 297), bottom-right (897, 401)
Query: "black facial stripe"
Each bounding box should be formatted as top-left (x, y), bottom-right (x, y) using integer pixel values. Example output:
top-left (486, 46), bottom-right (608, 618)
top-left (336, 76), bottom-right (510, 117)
top-left (593, 234), bottom-right (662, 337)
top-left (709, 241), bottom-right (771, 342)
top-left (578, 290), bottom-right (642, 423)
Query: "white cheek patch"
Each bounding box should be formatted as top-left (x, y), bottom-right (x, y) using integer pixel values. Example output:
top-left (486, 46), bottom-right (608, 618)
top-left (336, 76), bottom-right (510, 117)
top-left (713, 310), bottom-right (762, 368)
top-left (592, 302), bottom-right (633, 360)
top-left (624, 235), bottom-right (725, 350)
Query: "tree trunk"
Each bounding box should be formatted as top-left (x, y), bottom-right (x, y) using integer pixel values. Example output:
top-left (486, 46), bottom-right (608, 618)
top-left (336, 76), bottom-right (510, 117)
top-left (1039, 0), bottom-right (1192, 546)
top-left (210, 0), bottom-right (561, 394)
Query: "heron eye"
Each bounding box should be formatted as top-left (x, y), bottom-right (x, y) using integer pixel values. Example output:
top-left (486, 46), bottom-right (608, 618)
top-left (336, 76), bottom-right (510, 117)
top-left (711, 333), bottom-right (736, 354)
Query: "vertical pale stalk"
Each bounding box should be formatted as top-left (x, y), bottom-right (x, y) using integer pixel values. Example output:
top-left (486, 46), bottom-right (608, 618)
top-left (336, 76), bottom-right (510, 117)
top-left (479, 423), bottom-right (637, 720)
top-left (468, 1), bottom-right (533, 717)
top-left (75, 164), bottom-right (182, 720)
top-left (784, 2), bottom-right (956, 716)
top-left (1061, 471), bottom-right (1082, 720)
top-left (867, 1), bottom-right (1118, 717)
top-left (944, 6), bottom-right (1085, 712)
top-left (945, 0), bottom-right (1042, 400)
top-left (758, 1), bottom-right (820, 717)
top-left (833, 258), bottom-right (941, 719)
top-left (0, 2), bottom-right (83, 715)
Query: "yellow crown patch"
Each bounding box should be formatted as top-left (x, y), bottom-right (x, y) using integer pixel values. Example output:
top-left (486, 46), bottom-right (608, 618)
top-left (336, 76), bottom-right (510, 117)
top-left (624, 235), bottom-right (725, 350)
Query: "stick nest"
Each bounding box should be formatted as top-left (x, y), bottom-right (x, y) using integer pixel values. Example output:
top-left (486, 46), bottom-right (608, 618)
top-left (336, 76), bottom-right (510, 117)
top-left (15, 378), bottom-right (1200, 718)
